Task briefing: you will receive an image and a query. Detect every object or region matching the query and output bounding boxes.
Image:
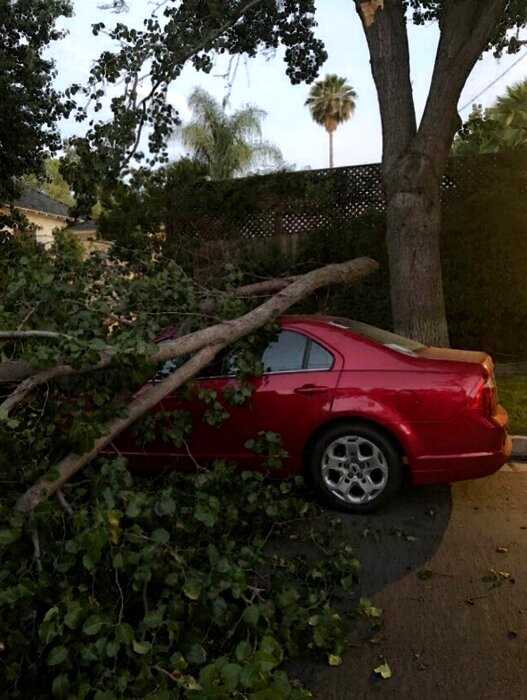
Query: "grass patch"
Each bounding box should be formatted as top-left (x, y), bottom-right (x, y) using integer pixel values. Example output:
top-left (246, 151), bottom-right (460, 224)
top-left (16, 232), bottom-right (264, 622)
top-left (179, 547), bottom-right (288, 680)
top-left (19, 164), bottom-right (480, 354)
top-left (498, 375), bottom-right (527, 434)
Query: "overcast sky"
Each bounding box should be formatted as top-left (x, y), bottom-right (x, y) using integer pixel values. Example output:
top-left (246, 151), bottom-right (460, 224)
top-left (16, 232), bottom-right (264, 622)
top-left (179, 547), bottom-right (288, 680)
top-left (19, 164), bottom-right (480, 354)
top-left (50, 0), bottom-right (527, 171)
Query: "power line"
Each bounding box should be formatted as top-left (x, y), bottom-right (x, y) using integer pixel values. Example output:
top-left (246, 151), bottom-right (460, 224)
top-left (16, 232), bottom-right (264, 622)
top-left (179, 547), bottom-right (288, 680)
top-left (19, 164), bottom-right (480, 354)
top-left (459, 50), bottom-right (527, 112)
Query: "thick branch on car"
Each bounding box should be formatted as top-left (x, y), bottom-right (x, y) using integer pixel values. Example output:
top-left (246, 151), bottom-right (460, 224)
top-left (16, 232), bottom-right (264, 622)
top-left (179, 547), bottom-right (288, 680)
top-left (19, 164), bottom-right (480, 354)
top-left (0, 274), bottom-right (308, 414)
top-left (14, 257), bottom-right (378, 514)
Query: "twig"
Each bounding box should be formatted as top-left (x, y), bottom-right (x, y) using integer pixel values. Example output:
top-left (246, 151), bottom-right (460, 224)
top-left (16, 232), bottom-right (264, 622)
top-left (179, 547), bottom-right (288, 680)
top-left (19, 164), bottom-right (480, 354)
top-left (17, 304), bottom-right (41, 331)
top-left (31, 527), bottom-right (43, 573)
top-left (56, 489), bottom-right (74, 517)
top-left (115, 569), bottom-right (125, 625)
top-left (153, 665), bottom-right (179, 682)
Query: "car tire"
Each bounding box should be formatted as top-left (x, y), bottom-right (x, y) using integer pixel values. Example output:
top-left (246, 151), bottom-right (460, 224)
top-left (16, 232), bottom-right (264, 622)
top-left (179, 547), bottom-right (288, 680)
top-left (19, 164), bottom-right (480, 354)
top-left (307, 422), bottom-right (403, 514)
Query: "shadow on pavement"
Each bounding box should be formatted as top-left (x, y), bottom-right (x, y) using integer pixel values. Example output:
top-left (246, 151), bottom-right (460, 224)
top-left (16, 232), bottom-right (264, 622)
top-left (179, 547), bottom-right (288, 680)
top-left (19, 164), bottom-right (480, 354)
top-left (342, 484), bottom-right (453, 597)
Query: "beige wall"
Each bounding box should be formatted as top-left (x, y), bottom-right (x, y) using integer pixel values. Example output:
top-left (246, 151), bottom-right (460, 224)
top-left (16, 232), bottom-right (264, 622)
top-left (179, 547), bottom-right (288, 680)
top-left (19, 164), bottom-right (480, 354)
top-left (0, 206), bottom-right (69, 246)
top-left (23, 210), bottom-right (69, 247)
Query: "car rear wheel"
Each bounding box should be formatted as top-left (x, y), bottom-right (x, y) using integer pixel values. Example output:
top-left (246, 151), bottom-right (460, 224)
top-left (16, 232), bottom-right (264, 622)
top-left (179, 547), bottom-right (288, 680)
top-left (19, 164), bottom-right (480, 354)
top-left (308, 423), bottom-right (403, 514)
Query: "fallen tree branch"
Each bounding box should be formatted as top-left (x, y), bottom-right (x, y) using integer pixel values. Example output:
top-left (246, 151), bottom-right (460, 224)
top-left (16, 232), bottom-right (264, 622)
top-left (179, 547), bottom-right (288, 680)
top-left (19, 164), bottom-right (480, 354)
top-left (15, 257), bottom-right (377, 513)
top-left (0, 258), bottom-right (378, 415)
top-left (1, 364), bottom-right (77, 416)
top-left (16, 344), bottom-right (224, 513)
top-left (0, 360), bottom-right (36, 384)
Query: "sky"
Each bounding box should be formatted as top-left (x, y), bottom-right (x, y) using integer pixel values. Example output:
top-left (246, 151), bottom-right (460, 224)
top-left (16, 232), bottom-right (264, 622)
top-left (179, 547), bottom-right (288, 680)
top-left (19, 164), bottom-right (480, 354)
top-left (50, 0), bottom-right (527, 171)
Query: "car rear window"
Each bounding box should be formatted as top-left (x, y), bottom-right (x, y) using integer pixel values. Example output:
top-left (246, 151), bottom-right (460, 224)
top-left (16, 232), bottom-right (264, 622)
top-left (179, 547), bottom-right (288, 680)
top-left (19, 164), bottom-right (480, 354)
top-left (329, 318), bottom-right (425, 355)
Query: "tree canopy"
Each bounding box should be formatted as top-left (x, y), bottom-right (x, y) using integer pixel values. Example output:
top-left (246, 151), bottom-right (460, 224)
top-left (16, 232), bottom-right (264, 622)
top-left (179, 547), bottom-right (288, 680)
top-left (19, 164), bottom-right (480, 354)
top-left (22, 158), bottom-right (75, 207)
top-left (64, 0), bottom-right (326, 214)
top-left (0, 0), bottom-right (73, 203)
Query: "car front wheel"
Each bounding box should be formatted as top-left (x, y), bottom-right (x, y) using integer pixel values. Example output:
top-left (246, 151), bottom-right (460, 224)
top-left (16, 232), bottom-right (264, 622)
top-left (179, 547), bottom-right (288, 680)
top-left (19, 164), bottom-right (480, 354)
top-left (308, 423), bottom-right (403, 514)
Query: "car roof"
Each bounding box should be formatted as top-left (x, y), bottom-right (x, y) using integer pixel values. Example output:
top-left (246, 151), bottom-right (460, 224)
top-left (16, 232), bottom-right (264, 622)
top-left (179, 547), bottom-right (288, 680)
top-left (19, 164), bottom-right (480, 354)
top-left (281, 315), bottom-right (427, 355)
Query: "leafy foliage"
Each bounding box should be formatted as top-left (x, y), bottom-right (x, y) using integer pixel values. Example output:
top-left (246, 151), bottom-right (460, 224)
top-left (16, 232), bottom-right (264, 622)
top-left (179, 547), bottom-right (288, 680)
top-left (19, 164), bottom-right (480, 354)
top-left (454, 80), bottom-right (527, 155)
top-left (0, 459), bottom-right (364, 699)
top-left (0, 0), bottom-right (73, 203)
top-left (0, 231), bottom-right (372, 698)
top-left (176, 88), bottom-right (284, 179)
top-left (22, 158), bottom-right (76, 207)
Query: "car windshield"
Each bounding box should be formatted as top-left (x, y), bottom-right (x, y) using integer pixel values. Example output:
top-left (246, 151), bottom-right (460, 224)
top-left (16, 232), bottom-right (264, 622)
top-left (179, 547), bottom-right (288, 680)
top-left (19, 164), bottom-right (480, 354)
top-left (329, 318), bottom-right (426, 354)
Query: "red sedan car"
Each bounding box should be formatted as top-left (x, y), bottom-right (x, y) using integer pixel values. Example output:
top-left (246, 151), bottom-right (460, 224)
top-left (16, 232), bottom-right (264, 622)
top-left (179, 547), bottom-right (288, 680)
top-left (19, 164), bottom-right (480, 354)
top-left (114, 316), bottom-right (511, 513)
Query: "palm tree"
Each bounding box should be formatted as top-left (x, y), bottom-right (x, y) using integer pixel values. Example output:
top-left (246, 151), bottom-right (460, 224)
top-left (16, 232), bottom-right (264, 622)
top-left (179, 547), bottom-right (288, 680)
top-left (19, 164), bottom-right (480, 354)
top-left (305, 75), bottom-right (357, 168)
top-left (175, 88), bottom-right (284, 180)
top-left (489, 79), bottom-right (527, 149)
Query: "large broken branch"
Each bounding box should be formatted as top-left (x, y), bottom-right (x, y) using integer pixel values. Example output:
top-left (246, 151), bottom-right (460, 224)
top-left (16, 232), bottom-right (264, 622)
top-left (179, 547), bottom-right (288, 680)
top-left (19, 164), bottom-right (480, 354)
top-left (15, 257), bottom-right (377, 513)
top-left (16, 344), bottom-right (224, 514)
top-left (1, 259), bottom-right (375, 417)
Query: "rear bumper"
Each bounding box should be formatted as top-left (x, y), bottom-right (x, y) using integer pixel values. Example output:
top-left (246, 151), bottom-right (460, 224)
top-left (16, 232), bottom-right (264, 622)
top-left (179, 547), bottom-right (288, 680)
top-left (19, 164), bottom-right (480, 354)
top-left (411, 405), bottom-right (511, 486)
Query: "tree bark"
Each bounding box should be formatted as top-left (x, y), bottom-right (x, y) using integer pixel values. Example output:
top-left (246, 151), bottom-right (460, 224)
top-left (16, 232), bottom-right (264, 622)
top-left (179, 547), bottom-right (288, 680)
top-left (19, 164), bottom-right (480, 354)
top-left (384, 151), bottom-right (449, 345)
top-left (329, 129), bottom-right (334, 168)
top-left (14, 257), bottom-right (378, 513)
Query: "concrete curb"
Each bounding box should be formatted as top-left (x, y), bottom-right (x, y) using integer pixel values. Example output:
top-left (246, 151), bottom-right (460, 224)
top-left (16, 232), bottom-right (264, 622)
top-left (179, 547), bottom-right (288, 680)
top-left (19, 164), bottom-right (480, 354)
top-left (511, 435), bottom-right (527, 460)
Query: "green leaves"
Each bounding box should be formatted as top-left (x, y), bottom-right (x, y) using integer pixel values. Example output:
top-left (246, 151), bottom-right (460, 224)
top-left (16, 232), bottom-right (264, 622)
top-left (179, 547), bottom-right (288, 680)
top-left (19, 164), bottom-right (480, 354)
top-left (187, 643), bottom-right (207, 666)
top-left (245, 431), bottom-right (289, 470)
top-left (47, 646), bottom-right (68, 667)
top-left (243, 605), bottom-right (260, 627)
top-left (82, 615), bottom-right (106, 636)
top-left (0, 457), bottom-right (360, 698)
top-left (359, 598), bottom-right (383, 619)
top-left (183, 579), bottom-right (202, 601)
top-left (132, 640), bottom-right (151, 655)
top-left (194, 496), bottom-right (220, 528)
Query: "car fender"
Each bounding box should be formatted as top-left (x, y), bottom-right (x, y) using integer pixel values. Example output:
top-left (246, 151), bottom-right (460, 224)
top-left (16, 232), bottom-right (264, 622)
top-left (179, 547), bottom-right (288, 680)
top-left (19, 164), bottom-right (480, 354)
top-left (329, 395), bottom-right (420, 462)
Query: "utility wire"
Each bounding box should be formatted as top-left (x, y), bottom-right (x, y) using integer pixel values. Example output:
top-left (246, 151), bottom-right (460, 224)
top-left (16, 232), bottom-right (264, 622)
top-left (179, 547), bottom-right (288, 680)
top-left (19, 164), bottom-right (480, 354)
top-left (459, 50), bottom-right (527, 112)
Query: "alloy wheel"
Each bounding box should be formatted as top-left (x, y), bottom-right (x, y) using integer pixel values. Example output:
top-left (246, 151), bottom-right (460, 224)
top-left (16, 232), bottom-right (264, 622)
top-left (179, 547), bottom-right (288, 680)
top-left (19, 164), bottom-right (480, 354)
top-left (321, 435), bottom-right (389, 505)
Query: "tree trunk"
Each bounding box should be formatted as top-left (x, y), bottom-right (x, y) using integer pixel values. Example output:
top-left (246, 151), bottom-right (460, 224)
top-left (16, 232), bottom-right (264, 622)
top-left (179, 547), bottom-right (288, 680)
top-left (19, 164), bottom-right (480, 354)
top-left (384, 151), bottom-right (449, 346)
top-left (354, 0), bottom-right (508, 348)
top-left (329, 129), bottom-right (334, 168)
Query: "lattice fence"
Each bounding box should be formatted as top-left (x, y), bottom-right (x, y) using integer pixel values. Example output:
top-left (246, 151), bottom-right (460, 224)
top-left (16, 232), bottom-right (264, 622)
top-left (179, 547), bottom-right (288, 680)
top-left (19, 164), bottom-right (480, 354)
top-left (167, 152), bottom-right (526, 243)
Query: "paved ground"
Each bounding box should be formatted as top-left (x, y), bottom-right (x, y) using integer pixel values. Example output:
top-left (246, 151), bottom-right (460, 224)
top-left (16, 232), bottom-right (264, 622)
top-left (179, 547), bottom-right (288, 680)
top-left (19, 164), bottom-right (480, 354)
top-left (297, 466), bottom-right (527, 699)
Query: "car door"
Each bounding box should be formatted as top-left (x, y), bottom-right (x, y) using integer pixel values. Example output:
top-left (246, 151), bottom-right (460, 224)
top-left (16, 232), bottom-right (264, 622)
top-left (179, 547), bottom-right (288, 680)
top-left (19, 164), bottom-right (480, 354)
top-left (156, 348), bottom-right (262, 465)
top-left (244, 329), bottom-right (342, 471)
top-left (134, 329), bottom-right (340, 469)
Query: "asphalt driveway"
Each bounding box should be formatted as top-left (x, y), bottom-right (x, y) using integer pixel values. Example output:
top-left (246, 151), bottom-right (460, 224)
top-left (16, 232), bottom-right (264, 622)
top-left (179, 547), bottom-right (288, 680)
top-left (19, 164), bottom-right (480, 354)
top-left (297, 466), bottom-right (527, 699)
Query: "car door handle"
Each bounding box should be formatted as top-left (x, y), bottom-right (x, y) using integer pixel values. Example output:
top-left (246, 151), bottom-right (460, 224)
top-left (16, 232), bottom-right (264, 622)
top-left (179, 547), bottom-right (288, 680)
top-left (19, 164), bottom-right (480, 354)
top-left (294, 384), bottom-right (329, 395)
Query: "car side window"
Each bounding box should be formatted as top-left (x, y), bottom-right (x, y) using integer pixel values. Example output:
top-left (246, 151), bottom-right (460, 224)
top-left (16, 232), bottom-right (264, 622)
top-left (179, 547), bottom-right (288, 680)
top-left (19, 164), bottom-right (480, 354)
top-left (307, 339), bottom-right (334, 370)
top-left (153, 346), bottom-right (189, 382)
top-left (262, 331), bottom-right (308, 373)
top-left (154, 344), bottom-right (227, 382)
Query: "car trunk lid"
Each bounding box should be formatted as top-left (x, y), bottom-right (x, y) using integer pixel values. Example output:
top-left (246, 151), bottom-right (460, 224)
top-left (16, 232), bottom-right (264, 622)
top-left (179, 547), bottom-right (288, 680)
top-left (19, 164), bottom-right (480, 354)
top-left (416, 346), bottom-right (497, 418)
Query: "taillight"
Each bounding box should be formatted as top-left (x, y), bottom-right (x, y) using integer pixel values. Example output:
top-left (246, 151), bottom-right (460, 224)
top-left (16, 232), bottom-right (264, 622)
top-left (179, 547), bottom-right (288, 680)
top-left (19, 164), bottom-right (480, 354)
top-left (475, 368), bottom-right (497, 418)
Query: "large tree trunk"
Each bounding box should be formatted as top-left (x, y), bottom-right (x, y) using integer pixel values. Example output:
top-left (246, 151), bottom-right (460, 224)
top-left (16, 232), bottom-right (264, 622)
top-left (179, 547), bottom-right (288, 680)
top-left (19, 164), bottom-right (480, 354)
top-left (385, 153), bottom-right (449, 346)
top-left (355, 0), bottom-right (508, 347)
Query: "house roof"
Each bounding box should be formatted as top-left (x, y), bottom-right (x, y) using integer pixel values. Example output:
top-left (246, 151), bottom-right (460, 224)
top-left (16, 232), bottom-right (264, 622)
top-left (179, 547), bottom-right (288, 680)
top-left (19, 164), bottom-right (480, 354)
top-left (14, 186), bottom-right (70, 219)
top-left (67, 219), bottom-right (97, 232)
